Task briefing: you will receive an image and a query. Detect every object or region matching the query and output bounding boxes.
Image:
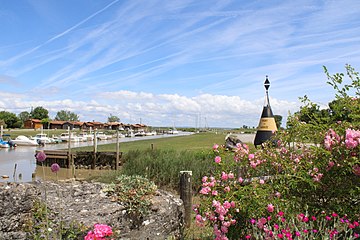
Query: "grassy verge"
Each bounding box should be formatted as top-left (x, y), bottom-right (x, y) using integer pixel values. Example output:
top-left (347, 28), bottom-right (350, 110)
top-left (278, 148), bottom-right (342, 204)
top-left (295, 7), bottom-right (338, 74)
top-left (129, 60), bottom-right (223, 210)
top-left (75, 132), bottom-right (232, 152)
top-left (84, 132), bottom-right (255, 188)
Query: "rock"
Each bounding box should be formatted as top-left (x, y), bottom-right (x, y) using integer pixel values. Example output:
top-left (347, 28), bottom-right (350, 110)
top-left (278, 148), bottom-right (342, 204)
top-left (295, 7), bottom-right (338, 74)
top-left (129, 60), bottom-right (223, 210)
top-left (0, 181), bottom-right (184, 239)
top-left (225, 133), bottom-right (244, 150)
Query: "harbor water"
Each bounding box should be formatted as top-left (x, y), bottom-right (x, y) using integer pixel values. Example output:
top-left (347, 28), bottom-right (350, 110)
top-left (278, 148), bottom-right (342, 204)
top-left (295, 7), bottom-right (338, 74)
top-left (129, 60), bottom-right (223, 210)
top-left (0, 132), bottom-right (192, 183)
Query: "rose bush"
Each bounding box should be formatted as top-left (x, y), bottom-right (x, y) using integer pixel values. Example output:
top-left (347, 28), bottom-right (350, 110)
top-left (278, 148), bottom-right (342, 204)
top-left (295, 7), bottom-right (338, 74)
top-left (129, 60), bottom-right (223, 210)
top-left (194, 65), bottom-right (360, 239)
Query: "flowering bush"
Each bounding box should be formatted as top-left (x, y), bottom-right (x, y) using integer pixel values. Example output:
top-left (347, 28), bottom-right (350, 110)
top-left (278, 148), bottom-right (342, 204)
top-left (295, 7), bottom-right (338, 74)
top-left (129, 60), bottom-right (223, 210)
top-left (84, 224), bottom-right (113, 240)
top-left (194, 66), bottom-right (360, 239)
top-left (246, 208), bottom-right (359, 239)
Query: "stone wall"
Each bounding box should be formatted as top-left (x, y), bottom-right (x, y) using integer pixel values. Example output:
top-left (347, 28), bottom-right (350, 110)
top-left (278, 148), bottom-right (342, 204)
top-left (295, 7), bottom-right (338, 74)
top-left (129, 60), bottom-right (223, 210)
top-left (0, 181), bottom-right (184, 239)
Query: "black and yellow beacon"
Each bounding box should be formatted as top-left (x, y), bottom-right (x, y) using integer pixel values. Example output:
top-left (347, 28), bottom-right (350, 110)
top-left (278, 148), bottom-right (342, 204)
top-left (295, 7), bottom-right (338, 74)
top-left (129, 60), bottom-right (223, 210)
top-left (254, 76), bottom-right (277, 147)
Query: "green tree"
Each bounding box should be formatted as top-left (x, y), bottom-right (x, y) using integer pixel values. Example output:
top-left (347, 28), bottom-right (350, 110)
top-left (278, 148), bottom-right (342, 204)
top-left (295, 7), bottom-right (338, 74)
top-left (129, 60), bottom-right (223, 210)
top-left (108, 114), bottom-right (120, 122)
top-left (41, 118), bottom-right (51, 129)
top-left (54, 110), bottom-right (79, 121)
top-left (0, 111), bottom-right (22, 128)
top-left (0, 119), bottom-right (6, 128)
top-left (31, 106), bottom-right (49, 120)
top-left (274, 115), bottom-right (283, 129)
top-left (18, 111), bottom-right (31, 122)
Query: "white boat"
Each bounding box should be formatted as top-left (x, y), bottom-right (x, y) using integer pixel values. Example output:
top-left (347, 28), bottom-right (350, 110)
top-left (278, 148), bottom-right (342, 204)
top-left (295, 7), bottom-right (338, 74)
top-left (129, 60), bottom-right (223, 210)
top-left (168, 128), bottom-right (179, 134)
top-left (96, 132), bottom-right (108, 140)
top-left (134, 131), bottom-right (146, 137)
top-left (59, 133), bottom-right (80, 142)
top-left (78, 133), bottom-right (94, 141)
top-left (145, 131), bottom-right (157, 136)
top-left (31, 133), bottom-right (55, 144)
top-left (11, 135), bottom-right (39, 146)
top-left (125, 131), bottom-right (135, 137)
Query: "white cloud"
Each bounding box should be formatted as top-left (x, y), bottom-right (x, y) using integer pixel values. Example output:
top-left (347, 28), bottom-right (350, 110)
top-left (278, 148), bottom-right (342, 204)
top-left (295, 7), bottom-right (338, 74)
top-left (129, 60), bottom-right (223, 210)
top-left (0, 89), bottom-right (299, 128)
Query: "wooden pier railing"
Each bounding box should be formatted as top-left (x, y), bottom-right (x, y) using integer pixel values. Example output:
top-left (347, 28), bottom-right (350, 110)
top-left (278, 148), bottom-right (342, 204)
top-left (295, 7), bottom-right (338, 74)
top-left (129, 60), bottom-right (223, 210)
top-left (35, 150), bottom-right (122, 170)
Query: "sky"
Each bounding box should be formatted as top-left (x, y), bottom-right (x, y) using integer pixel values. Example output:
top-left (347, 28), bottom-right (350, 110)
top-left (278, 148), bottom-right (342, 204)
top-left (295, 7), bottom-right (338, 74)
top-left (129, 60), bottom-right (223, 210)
top-left (0, 0), bottom-right (359, 128)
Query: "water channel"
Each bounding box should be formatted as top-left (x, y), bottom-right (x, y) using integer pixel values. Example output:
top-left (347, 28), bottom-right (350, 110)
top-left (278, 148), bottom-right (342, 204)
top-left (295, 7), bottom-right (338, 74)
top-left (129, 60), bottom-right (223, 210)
top-left (0, 132), bottom-right (192, 183)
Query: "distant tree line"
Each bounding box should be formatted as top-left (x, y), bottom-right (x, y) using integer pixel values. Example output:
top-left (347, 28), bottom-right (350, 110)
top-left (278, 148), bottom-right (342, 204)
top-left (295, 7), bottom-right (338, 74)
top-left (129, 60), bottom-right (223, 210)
top-left (0, 106), bottom-right (121, 129)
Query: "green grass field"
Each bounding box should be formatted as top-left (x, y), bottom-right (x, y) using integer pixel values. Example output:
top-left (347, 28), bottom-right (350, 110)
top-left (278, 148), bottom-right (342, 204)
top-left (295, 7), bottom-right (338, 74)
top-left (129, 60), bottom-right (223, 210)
top-left (75, 131), bottom-right (229, 152)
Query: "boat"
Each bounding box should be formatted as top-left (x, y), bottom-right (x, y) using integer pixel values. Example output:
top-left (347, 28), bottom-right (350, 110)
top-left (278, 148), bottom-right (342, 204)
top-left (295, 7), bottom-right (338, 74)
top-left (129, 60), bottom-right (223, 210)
top-left (78, 133), bottom-right (94, 141)
top-left (59, 132), bottom-right (80, 142)
top-left (0, 139), bottom-right (9, 148)
top-left (125, 130), bottom-right (135, 137)
top-left (168, 128), bottom-right (179, 134)
top-left (134, 131), bottom-right (146, 137)
top-left (145, 131), bottom-right (157, 136)
top-left (11, 135), bottom-right (39, 146)
top-left (51, 136), bottom-right (63, 143)
top-left (31, 133), bottom-right (55, 144)
top-left (96, 132), bottom-right (108, 140)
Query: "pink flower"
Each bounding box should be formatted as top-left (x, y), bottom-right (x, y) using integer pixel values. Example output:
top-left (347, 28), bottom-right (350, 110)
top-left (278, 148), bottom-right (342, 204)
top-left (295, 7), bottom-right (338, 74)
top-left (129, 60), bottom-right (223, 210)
top-left (85, 224), bottom-right (113, 239)
top-left (84, 231), bottom-right (95, 240)
top-left (223, 201), bottom-right (231, 209)
top-left (353, 165), bottom-right (360, 176)
top-left (267, 204), bottom-right (274, 213)
top-left (202, 176), bottom-right (208, 182)
top-left (248, 154), bottom-right (255, 160)
top-left (213, 144), bottom-right (219, 150)
top-left (214, 156), bottom-right (221, 164)
top-left (50, 163), bottom-right (60, 173)
top-left (238, 177), bottom-right (243, 183)
top-left (221, 172), bottom-right (228, 181)
top-left (195, 214), bottom-right (204, 224)
top-left (200, 186), bottom-right (211, 195)
top-left (35, 151), bottom-right (47, 162)
top-left (224, 186), bottom-right (230, 192)
top-left (212, 190), bottom-right (218, 196)
top-left (259, 179), bottom-right (265, 184)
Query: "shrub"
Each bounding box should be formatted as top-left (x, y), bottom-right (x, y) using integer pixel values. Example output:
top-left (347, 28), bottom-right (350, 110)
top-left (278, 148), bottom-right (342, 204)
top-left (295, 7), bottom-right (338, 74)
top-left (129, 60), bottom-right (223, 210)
top-left (194, 65), bottom-right (360, 239)
top-left (121, 148), bottom-right (213, 190)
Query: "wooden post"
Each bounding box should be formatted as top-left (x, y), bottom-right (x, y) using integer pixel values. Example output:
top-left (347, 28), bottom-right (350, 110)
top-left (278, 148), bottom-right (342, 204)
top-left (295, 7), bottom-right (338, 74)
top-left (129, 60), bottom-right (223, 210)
top-left (67, 126), bottom-right (74, 178)
top-left (0, 125), bottom-right (3, 137)
top-left (151, 143), bottom-right (154, 150)
top-left (93, 128), bottom-right (97, 169)
top-left (180, 171), bottom-right (192, 228)
top-left (116, 128), bottom-right (120, 170)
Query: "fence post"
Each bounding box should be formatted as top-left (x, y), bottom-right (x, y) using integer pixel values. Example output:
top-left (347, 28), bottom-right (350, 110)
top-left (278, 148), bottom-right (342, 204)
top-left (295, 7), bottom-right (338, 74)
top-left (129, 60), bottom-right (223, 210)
top-left (93, 128), bottom-right (97, 169)
top-left (116, 128), bottom-right (120, 170)
top-left (180, 171), bottom-right (192, 227)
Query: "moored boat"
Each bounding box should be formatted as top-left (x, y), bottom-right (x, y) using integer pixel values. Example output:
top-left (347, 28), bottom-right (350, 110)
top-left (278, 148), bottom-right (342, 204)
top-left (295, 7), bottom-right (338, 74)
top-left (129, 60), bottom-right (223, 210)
top-left (11, 135), bottom-right (39, 146)
top-left (0, 140), bottom-right (9, 148)
top-left (59, 133), bottom-right (80, 142)
top-left (31, 133), bottom-right (55, 144)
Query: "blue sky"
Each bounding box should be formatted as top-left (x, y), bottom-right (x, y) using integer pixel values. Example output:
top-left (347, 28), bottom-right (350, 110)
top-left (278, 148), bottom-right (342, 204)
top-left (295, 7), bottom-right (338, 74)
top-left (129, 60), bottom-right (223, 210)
top-left (0, 0), bottom-right (359, 128)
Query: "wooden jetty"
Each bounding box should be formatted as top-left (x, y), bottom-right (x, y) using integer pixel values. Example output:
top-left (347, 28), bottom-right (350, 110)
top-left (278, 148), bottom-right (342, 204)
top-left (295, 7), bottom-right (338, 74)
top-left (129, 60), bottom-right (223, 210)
top-left (36, 150), bottom-right (122, 170)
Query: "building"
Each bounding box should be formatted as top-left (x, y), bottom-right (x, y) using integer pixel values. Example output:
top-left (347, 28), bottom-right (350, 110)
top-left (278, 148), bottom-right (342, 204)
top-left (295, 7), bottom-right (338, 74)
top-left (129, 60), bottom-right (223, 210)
top-left (24, 119), bottom-right (43, 129)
